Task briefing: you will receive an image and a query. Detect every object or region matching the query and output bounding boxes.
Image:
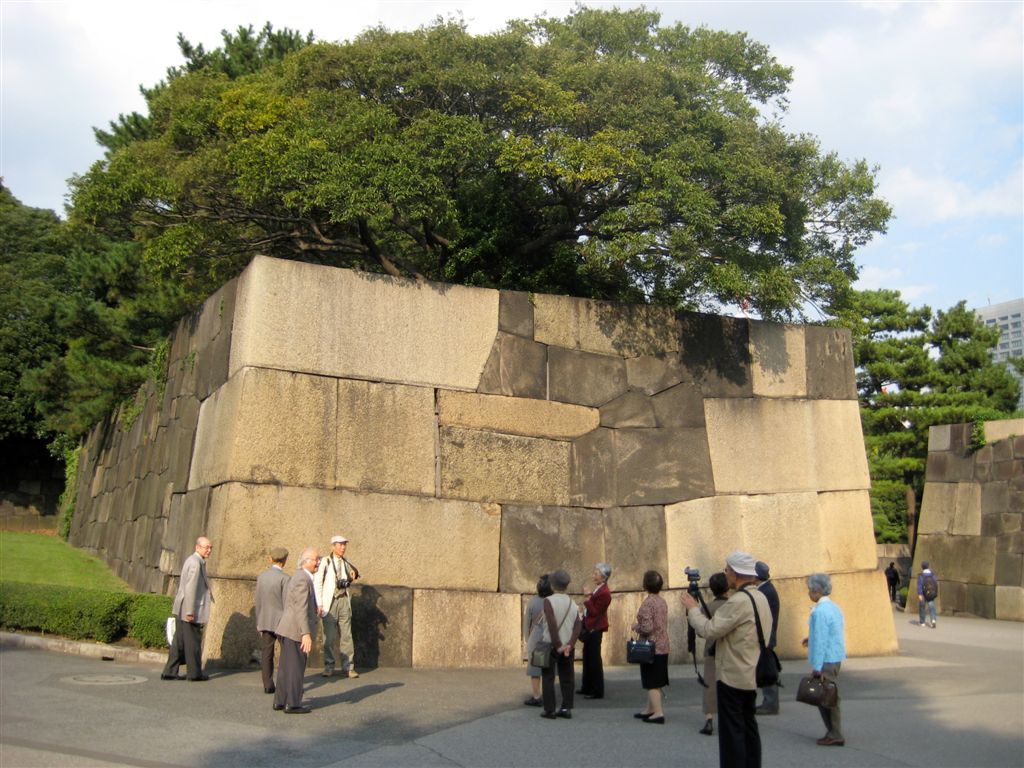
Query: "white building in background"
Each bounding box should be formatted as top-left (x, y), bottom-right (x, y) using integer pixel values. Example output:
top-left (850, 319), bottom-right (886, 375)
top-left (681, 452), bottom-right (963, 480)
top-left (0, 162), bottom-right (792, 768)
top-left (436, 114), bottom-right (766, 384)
top-left (976, 298), bottom-right (1024, 411)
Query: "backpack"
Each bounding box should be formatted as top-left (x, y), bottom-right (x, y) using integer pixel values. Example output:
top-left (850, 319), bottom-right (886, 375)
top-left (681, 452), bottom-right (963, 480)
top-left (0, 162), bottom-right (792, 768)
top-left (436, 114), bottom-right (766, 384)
top-left (921, 574), bottom-right (938, 601)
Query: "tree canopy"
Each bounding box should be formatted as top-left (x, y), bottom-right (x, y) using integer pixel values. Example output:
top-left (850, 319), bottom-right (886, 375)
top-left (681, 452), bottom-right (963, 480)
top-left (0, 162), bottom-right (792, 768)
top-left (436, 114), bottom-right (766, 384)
top-left (847, 290), bottom-right (1022, 542)
top-left (71, 8), bottom-right (890, 324)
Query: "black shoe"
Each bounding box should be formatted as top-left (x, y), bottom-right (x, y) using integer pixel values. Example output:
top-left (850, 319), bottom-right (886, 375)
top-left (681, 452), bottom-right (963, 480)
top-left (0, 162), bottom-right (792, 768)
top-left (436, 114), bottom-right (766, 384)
top-left (755, 706), bottom-right (778, 715)
top-left (540, 711), bottom-right (557, 719)
top-left (272, 704), bottom-right (285, 711)
top-left (188, 675), bottom-right (210, 682)
top-left (285, 706), bottom-right (312, 714)
top-left (699, 719), bottom-right (714, 735)
top-left (634, 712), bottom-right (653, 720)
top-left (160, 674), bottom-right (184, 681)
top-left (264, 686), bottom-right (276, 694)
top-left (583, 694), bottom-right (603, 699)
top-left (523, 697), bottom-right (542, 706)
top-left (576, 689), bottom-right (586, 694)
top-left (556, 709), bottom-right (572, 719)
top-left (643, 715), bottom-right (665, 725)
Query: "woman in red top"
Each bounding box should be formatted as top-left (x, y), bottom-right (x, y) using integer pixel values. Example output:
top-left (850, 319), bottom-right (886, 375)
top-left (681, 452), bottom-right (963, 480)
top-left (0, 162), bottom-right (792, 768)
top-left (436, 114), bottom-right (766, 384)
top-left (578, 563), bottom-right (612, 699)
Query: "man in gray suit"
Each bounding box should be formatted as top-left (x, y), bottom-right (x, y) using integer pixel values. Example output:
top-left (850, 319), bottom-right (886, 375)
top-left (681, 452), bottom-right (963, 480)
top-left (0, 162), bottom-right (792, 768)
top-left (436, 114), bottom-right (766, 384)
top-left (255, 547), bottom-right (290, 694)
top-left (162, 536), bottom-right (215, 681)
top-left (273, 547), bottom-right (320, 714)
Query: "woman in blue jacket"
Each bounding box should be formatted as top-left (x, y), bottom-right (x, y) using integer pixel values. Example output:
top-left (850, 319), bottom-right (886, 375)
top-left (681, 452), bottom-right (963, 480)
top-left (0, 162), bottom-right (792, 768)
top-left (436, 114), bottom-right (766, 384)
top-left (803, 572), bottom-right (846, 747)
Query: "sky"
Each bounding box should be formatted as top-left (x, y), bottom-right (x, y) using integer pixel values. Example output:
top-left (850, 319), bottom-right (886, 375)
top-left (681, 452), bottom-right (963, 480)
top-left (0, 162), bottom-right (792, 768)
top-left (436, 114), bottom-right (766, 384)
top-left (2, 0), bottom-right (1022, 314)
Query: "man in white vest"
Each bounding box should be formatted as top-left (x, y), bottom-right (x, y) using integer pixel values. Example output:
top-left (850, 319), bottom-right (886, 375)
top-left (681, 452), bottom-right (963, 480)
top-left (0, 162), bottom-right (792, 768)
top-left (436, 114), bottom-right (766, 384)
top-left (316, 534), bottom-right (360, 678)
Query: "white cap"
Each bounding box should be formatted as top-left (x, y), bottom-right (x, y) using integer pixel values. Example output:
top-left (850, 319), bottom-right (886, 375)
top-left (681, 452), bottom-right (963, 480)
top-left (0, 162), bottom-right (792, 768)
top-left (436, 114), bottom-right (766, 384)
top-left (725, 551), bottom-right (758, 576)
top-left (330, 535), bottom-right (349, 544)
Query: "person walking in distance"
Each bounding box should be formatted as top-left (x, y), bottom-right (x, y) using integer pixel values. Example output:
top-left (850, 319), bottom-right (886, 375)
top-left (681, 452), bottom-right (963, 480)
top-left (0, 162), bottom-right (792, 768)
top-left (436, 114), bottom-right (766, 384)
top-left (884, 561), bottom-right (901, 603)
top-left (917, 561), bottom-right (939, 628)
top-left (316, 534), bottom-right (360, 677)
top-left (162, 536), bottom-right (214, 682)
top-left (254, 547), bottom-right (290, 694)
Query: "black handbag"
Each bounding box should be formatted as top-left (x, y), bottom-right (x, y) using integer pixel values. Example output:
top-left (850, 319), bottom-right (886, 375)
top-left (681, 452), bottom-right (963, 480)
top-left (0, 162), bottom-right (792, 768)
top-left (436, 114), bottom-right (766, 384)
top-left (796, 674), bottom-right (838, 708)
top-left (741, 589), bottom-right (781, 687)
top-left (626, 637), bottom-right (656, 664)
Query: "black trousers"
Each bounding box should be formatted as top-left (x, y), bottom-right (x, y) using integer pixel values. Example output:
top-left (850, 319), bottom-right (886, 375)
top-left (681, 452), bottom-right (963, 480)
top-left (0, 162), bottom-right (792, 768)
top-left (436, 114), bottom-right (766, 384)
top-left (260, 630), bottom-right (278, 689)
top-left (163, 618), bottom-right (203, 679)
top-left (579, 631), bottom-right (604, 697)
top-left (274, 637), bottom-right (307, 710)
top-left (717, 681), bottom-right (760, 768)
top-left (541, 648), bottom-right (575, 713)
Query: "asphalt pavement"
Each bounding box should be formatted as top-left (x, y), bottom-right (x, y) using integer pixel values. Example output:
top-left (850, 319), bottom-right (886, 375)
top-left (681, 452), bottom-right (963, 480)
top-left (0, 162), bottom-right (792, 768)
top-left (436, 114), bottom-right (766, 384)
top-left (1, 608), bottom-right (1022, 768)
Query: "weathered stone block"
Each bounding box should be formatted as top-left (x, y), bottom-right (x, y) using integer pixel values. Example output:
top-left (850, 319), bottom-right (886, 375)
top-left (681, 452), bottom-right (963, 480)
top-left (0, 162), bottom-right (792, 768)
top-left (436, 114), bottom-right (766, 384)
top-left (498, 505), bottom-right (605, 594)
top-left (914, 534), bottom-right (997, 584)
top-left (201, 577), bottom-right (258, 667)
top-left (992, 461), bottom-right (1015, 481)
top-left (352, 584), bottom-right (413, 668)
top-left (600, 391), bottom-right (657, 428)
top-left (189, 367), bottom-right (338, 490)
top-left (985, 419), bottom-right (1024, 445)
top-left (818, 491), bottom-right (878, 572)
top-left (825, 570), bottom-right (897, 656)
top-left (441, 426), bottom-right (571, 505)
top-left (995, 553), bottom-right (1023, 587)
top-left (476, 332), bottom-right (547, 400)
top-left (498, 291), bottom-right (534, 338)
top-left (626, 353), bottom-right (691, 396)
top-left (161, 488), bottom-right (210, 575)
top-left (1015, 435), bottom-right (1024, 458)
top-left (548, 347), bottom-right (628, 407)
top-left (982, 482), bottom-right (1010, 515)
top-left (231, 256), bottom-right (499, 389)
top-left (928, 425), bottom-right (952, 453)
top-left (439, 391), bottom-right (598, 440)
top-left (533, 294), bottom-right (679, 357)
top-left (601, 590), bottom-right (692, 665)
top-left (204, 483), bottom-right (500, 590)
top-left (950, 482), bottom-right (982, 536)
top-left (749, 321), bottom-right (806, 398)
top-left (601, 506), bottom-right (667, 590)
top-left (804, 326), bottom-right (857, 400)
top-left (412, 590), bottom-right (521, 667)
top-left (337, 380), bottom-right (436, 496)
top-left (964, 583), bottom-right (995, 617)
top-left (919, 483), bottom-right (956, 534)
top-left (650, 383), bottom-right (705, 428)
top-left (570, 428), bottom-right (615, 508)
top-left (677, 313), bottom-right (752, 398)
top-left (995, 586), bottom-right (1024, 621)
top-left (615, 428), bottom-right (714, 505)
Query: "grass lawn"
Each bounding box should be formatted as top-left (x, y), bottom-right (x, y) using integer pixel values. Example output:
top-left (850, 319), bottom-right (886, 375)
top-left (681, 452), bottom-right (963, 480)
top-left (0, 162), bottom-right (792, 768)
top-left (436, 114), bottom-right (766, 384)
top-left (0, 531), bottom-right (129, 590)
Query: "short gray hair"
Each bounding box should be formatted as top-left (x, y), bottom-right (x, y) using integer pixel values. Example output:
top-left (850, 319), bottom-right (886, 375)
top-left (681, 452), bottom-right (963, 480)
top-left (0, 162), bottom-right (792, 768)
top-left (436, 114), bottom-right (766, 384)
top-left (595, 563), bottom-right (612, 581)
top-left (807, 572), bottom-right (832, 596)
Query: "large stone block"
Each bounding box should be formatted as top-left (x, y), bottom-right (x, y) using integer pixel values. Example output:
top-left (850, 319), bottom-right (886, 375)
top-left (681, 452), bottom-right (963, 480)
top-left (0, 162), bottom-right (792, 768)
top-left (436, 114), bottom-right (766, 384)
top-left (614, 428), bottom-right (714, 505)
top-left (928, 425), bottom-right (952, 453)
top-left (650, 383), bottom-right (705, 428)
top-left (804, 326), bottom-right (857, 400)
top-left (705, 399), bottom-right (868, 494)
top-left (964, 583), bottom-right (996, 617)
top-left (995, 553), bottom-right (1024, 587)
top-left (981, 482), bottom-right (1010, 515)
top-left (749, 321), bottom-right (807, 398)
top-left (626, 353), bottom-right (692, 396)
top-left (189, 367), bottom-right (338, 490)
top-left (602, 590), bottom-right (693, 665)
top-left (602, 506), bottom-right (667, 590)
top-left (201, 577), bottom-right (258, 668)
top-left (412, 590), bottom-right (521, 667)
top-left (599, 391), bottom-right (657, 428)
top-left (497, 291), bottom-right (534, 338)
top-left (337, 380), bottom-right (436, 495)
top-left (533, 294), bottom-right (679, 357)
top-left (230, 256), bottom-right (499, 389)
top-left (204, 483), bottom-right (500, 590)
top-left (950, 482), bottom-right (982, 535)
top-left (665, 496), bottom-right (744, 588)
top-left (161, 487), bottom-right (210, 575)
top-left (677, 313), bottom-right (752, 398)
top-left (919, 483), bottom-right (957, 534)
top-left (352, 583), bottom-right (413, 668)
top-left (498, 505), bottom-right (605, 594)
top-left (985, 419), bottom-right (1024, 444)
top-left (569, 429), bottom-right (615, 508)
top-left (995, 586), bottom-right (1024, 621)
top-left (548, 347), bottom-right (628, 407)
top-left (817, 491), bottom-right (879, 572)
top-left (440, 426), bottom-right (571, 505)
top-left (914, 534), bottom-right (997, 585)
top-left (438, 391), bottom-right (598, 440)
top-left (476, 332), bottom-right (547, 400)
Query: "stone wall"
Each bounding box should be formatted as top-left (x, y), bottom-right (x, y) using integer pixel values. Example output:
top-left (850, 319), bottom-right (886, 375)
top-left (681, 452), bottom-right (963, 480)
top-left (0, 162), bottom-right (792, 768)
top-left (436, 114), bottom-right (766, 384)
top-left (910, 420), bottom-right (1024, 621)
top-left (70, 256), bottom-right (896, 667)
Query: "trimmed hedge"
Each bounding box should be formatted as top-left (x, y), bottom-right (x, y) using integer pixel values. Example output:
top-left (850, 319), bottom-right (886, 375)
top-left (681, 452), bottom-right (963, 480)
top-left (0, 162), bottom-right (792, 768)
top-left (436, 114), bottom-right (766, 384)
top-left (0, 582), bottom-right (172, 648)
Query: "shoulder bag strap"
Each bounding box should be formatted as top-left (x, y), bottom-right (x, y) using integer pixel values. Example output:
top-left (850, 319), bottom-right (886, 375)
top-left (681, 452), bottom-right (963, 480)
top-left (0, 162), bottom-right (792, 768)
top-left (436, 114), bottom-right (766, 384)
top-left (741, 588), bottom-right (767, 651)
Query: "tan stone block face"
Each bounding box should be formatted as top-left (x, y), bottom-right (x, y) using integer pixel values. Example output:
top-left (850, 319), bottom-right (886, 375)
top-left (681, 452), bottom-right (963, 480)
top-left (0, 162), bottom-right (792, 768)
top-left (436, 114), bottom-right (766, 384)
top-left (741, 493), bottom-right (823, 579)
top-left (665, 497), bottom-right (745, 589)
top-left (202, 577), bottom-right (258, 667)
top-left (985, 419), bottom-right (1024, 445)
top-left (476, 332), bottom-right (547, 400)
top-left (928, 425), bottom-right (952, 453)
top-left (440, 426), bottom-right (571, 506)
top-left (204, 483), bottom-right (500, 591)
top-left (818, 491), bottom-right (879, 572)
top-left (230, 256), bottom-right (499, 389)
top-left (626, 354), bottom-right (691, 396)
top-left (352, 584), bottom-right (414, 667)
top-left (337, 380), bottom-right (435, 496)
top-left (950, 482), bottom-right (982, 536)
top-left (915, 534), bottom-right (997, 585)
top-left (498, 505), bottom-right (605, 594)
top-left (810, 400), bottom-right (870, 491)
top-left (438, 391), bottom-right (599, 440)
top-left (189, 367), bottom-right (337, 490)
top-left (919, 483), bottom-right (957, 534)
top-left (412, 590), bottom-right (521, 667)
top-left (602, 507), bottom-right (667, 590)
top-left (749, 322), bottom-right (807, 398)
top-left (533, 294), bottom-right (679, 357)
top-left (995, 586), bottom-right (1024, 621)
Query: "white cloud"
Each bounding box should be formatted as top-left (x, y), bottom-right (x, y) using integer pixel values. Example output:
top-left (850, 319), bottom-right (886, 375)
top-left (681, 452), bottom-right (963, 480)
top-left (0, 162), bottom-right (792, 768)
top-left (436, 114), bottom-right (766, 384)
top-left (855, 265), bottom-right (936, 302)
top-left (977, 233), bottom-right (1008, 248)
top-left (881, 163), bottom-right (1023, 224)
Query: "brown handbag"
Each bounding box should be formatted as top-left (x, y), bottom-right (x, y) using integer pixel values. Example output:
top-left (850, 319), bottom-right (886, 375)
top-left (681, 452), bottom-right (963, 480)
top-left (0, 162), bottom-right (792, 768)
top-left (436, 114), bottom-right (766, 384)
top-left (796, 674), bottom-right (838, 708)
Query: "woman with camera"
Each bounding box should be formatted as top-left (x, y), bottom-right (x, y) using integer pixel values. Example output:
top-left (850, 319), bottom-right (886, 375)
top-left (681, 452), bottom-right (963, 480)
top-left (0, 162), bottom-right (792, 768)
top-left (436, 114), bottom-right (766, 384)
top-left (578, 563), bottom-right (612, 700)
top-left (632, 570), bottom-right (669, 724)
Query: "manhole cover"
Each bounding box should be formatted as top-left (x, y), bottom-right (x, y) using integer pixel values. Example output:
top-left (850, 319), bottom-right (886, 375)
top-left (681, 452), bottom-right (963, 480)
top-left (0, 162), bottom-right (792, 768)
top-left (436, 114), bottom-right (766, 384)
top-left (61, 674), bottom-right (149, 685)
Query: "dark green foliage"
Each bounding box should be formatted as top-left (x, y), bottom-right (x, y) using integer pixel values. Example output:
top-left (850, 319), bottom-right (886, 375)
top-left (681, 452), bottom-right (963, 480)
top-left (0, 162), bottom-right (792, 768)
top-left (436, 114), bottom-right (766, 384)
top-left (0, 583), bottom-right (171, 648)
top-left (127, 592), bottom-right (174, 648)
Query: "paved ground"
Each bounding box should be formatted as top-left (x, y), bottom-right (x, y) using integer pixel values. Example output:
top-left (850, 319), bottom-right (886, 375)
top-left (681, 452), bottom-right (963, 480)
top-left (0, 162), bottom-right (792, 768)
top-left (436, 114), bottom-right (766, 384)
top-left (1, 608), bottom-right (1021, 768)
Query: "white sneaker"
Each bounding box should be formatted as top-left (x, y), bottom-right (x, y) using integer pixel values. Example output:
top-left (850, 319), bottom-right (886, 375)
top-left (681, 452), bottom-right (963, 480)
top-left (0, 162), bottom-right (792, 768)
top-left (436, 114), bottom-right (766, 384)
top-left (919, 622), bottom-right (926, 627)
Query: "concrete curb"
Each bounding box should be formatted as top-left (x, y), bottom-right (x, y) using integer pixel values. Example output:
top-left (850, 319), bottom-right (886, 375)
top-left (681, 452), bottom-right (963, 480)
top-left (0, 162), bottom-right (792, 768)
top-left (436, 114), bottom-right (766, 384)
top-left (0, 630), bottom-right (166, 665)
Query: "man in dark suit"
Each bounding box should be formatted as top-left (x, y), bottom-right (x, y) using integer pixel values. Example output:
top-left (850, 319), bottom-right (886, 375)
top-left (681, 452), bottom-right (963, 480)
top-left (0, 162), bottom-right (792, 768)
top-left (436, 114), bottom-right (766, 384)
top-left (254, 547), bottom-right (290, 694)
top-left (755, 561), bottom-right (780, 715)
top-left (162, 536), bottom-right (215, 682)
top-left (274, 547), bottom-right (320, 714)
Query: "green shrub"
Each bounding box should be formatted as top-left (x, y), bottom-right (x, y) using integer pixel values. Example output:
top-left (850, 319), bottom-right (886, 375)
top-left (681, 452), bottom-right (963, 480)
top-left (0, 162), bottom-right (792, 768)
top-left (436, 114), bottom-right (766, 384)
top-left (128, 592), bottom-right (173, 648)
top-left (0, 583), bottom-right (130, 643)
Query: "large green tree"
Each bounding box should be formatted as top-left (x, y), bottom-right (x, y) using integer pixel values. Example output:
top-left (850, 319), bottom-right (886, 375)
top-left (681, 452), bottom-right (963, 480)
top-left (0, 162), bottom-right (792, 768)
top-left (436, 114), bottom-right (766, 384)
top-left (847, 290), bottom-right (1022, 542)
top-left (71, 8), bottom-right (890, 326)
